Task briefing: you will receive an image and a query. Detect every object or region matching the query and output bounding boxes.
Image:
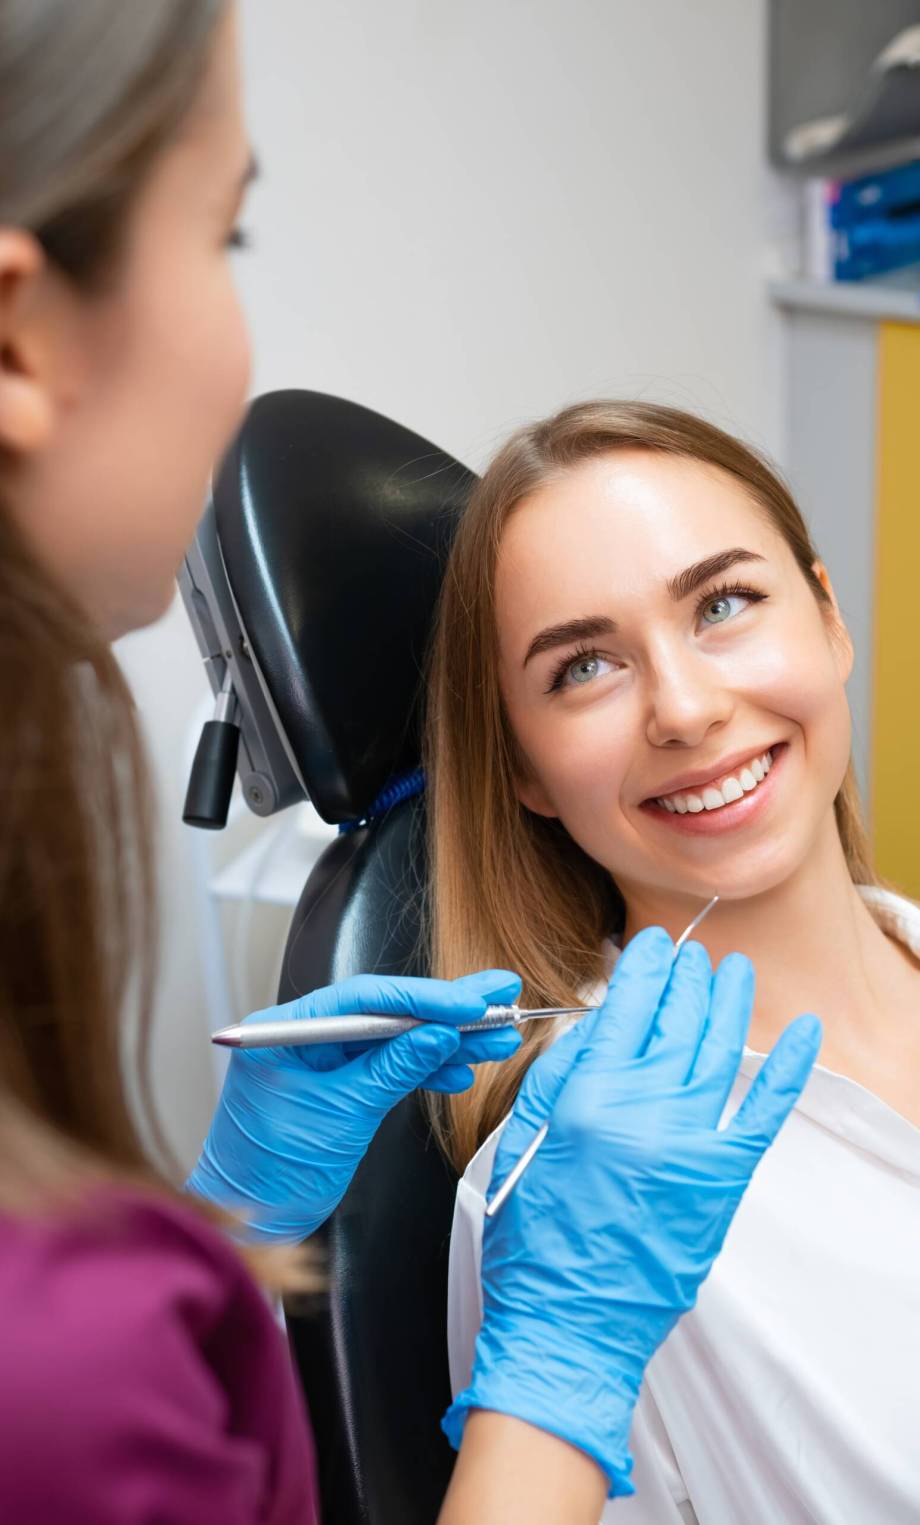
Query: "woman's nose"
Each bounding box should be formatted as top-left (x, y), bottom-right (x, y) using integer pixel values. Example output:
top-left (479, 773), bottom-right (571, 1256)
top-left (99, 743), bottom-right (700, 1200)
top-left (643, 646), bottom-right (734, 749)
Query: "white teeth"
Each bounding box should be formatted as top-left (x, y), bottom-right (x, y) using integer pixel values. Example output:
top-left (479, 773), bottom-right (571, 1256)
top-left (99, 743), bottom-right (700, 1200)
top-left (655, 746), bottom-right (777, 815)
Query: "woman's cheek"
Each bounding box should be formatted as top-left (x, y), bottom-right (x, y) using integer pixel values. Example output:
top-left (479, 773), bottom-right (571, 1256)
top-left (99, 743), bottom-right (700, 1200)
top-left (733, 629), bottom-right (845, 733)
top-left (527, 703), bottom-right (634, 827)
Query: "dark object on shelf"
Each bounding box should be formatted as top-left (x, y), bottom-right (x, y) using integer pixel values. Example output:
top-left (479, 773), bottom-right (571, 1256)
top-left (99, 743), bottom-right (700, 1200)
top-left (770, 2), bottom-right (920, 176)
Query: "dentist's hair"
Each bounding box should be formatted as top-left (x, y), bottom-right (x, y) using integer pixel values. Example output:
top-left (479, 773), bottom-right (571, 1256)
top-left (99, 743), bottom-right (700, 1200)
top-left (0, 0), bottom-right (224, 276)
top-left (0, 1), bottom-right (304, 1288)
top-left (425, 400), bottom-right (877, 1172)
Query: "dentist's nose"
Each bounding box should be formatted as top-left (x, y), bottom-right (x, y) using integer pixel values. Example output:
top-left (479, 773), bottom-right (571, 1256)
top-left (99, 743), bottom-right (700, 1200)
top-left (644, 643), bottom-right (734, 749)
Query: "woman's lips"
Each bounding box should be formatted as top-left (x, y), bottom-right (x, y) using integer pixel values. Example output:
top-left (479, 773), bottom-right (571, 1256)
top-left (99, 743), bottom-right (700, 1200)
top-left (640, 742), bottom-right (787, 836)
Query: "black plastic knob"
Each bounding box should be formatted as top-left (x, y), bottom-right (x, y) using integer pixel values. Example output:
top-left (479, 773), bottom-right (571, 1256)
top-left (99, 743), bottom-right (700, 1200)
top-left (182, 720), bottom-right (241, 830)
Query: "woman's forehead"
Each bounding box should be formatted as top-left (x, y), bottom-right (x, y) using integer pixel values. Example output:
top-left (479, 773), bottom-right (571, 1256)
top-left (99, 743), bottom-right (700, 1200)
top-left (495, 453), bottom-right (780, 621)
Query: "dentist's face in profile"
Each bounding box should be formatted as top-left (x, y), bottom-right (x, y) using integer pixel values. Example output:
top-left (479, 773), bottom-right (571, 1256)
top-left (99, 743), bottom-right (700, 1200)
top-left (5, 4), bottom-right (253, 639)
top-left (495, 450), bottom-right (854, 908)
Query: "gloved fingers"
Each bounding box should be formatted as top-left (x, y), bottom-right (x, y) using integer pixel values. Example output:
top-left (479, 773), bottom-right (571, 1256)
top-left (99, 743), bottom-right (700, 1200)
top-left (726, 1013), bottom-right (822, 1150)
top-left (493, 930), bottom-right (676, 1171)
top-left (329, 1025), bottom-right (520, 1077)
top-left (452, 1027), bottom-right (523, 1066)
top-left (451, 969), bottom-right (523, 1006)
top-left (349, 1023), bottom-right (464, 1113)
top-left (489, 1020), bottom-right (587, 1187)
top-left (571, 925), bottom-right (675, 1067)
top-left (297, 970), bottom-right (520, 1025)
top-left (683, 952), bottom-right (755, 1123)
top-left (422, 1063), bottom-right (476, 1094)
top-left (638, 940), bottom-right (712, 1086)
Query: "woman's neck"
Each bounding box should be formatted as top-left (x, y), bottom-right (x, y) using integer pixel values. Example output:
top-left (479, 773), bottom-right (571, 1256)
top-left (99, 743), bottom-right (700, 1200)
top-left (620, 818), bottom-right (918, 1069)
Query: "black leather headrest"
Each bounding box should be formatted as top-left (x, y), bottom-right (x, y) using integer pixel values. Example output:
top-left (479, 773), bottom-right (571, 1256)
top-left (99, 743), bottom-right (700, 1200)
top-left (214, 390), bottom-right (475, 824)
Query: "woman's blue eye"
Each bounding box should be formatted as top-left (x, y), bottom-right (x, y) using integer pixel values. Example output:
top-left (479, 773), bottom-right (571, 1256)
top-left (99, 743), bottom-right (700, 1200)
top-left (547, 649), bottom-right (614, 692)
top-left (701, 592), bottom-right (748, 625)
top-left (570, 656), bottom-right (600, 683)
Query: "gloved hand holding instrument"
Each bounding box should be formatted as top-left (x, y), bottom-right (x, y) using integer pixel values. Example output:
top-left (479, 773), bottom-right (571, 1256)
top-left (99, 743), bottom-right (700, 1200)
top-left (188, 970), bottom-right (523, 1242)
top-left (442, 925), bottom-right (822, 1499)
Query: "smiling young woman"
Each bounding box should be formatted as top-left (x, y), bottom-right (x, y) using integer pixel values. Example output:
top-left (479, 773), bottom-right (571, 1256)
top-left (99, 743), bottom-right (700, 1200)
top-left (427, 398), bottom-right (920, 1525)
top-left (424, 399), bottom-right (877, 1167)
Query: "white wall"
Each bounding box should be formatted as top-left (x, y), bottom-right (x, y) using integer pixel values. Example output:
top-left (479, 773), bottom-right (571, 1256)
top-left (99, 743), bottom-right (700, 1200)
top-left (122, 0), bottom-right (794, 1166)
top-left (237, 0), bottom-right (793, 461)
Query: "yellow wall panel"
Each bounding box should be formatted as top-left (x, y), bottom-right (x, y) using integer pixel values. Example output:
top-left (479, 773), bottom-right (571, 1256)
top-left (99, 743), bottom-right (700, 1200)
top-left (873, 322), bottom-right (920, 899)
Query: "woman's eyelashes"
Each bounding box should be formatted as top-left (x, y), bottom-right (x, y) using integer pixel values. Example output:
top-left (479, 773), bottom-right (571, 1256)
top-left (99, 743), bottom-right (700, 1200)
top-left (225, 224), bottom-right (253, 251)
top-left (545, 643), bottom-right (615, 694)
top-left (544, 581), bottom-right (769, 695)
top-left (695, 580), bottom-right (768, 627)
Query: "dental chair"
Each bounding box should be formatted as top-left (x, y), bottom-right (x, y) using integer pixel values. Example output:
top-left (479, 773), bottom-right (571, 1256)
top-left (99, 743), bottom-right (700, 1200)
top-left (180, 390), bottom-right (477, 1525)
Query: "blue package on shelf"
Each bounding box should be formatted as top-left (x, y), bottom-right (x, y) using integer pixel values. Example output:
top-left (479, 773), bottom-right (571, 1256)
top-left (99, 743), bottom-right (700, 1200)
top-left (834, 209), bottom-right (920, 281)
top-left (831, 160), bottom-right (920, 229)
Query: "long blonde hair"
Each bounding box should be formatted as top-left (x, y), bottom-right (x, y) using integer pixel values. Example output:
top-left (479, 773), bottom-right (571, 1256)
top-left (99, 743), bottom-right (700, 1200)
top-left (425, 400), bottom-right (876, 1172)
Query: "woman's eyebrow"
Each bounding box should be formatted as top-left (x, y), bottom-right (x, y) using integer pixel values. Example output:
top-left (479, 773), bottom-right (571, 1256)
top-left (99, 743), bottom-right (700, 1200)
top-left (666, 547), bottom-right (766, 601)
top-left (521, 548), bottom-right (766, 668)
top-left (523, 615), bottom-right (617, 667)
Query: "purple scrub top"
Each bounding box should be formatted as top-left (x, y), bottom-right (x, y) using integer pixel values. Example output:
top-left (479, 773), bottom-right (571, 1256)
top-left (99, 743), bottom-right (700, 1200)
top-left (0, 1189), bottom-right (320, 1522)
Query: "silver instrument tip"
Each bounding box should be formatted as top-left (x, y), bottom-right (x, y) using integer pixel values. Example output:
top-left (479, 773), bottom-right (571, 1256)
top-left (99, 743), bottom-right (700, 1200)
top-left (211, 1028), bottom-right (244, 1047)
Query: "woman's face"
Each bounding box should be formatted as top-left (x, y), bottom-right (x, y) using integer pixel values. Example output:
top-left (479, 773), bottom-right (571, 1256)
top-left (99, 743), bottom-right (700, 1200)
top-left (496, 450), bottom-right (854, 907)
top-left (0, 5), bottom-right (252, 638)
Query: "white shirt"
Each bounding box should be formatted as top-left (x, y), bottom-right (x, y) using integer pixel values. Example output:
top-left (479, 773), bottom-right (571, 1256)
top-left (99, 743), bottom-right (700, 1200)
top-left (448, 887), bottom-right (920, 1525)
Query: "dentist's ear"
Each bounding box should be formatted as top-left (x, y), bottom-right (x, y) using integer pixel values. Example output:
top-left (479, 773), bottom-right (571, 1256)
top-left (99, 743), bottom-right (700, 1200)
top-left (811, 560), bottom-right (854, 683)
top-left (0, 230), bottom-right (56, 454)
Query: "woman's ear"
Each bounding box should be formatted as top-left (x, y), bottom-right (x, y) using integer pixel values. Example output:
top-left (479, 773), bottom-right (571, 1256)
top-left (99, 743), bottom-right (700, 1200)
top-left (0, 231), bottom-right (57, 453)
top-left (812, 559), bottom-right (854, 682)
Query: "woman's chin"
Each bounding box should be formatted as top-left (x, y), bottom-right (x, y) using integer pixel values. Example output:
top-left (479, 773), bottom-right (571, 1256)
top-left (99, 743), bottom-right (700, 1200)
top-left (610, 833), bottom-right (807, 910)
top-left (106, 578), bottom-right (176, 642)
top-left (657, 845), bottom-right (804, 905)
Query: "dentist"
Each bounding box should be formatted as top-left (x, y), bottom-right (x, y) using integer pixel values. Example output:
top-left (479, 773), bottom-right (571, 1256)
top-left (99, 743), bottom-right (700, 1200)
top-left (0, 3), bottom-right (820, 1520)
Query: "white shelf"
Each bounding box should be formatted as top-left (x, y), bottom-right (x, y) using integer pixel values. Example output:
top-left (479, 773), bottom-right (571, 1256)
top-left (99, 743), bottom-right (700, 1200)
top-left (770, 277), bottom-right (920, 325)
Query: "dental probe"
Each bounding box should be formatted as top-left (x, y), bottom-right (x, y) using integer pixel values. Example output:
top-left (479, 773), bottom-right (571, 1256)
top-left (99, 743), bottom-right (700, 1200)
top-left (211, 895), bottom-right (719, 1050)
top-left (483, 894), bottom-right (721, 1219)
top-left (211, 1004), bottom-right (595, 1050)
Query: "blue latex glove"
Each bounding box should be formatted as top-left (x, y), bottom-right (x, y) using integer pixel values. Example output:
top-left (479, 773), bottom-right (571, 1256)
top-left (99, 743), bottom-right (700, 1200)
top-left (443, 926), bottom-right (822, 1496)
top-left (187, 971), bottom-right (522, 1242)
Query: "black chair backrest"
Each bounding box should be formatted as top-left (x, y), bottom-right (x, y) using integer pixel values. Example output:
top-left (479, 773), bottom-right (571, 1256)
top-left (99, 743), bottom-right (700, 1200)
top-left (215, 388), bottom-right (473, 822)
top-left (213, 391), bottom-right (476, 1524)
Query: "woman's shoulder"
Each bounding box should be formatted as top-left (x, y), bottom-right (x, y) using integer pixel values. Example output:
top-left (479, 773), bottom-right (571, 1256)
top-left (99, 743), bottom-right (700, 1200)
top-left (0, 1186), bottom-right (256, 1421)
top-left (0, 1187), bottom-right (308, 1521)
top-left (0, 1184), bottom-right (257, 1325)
